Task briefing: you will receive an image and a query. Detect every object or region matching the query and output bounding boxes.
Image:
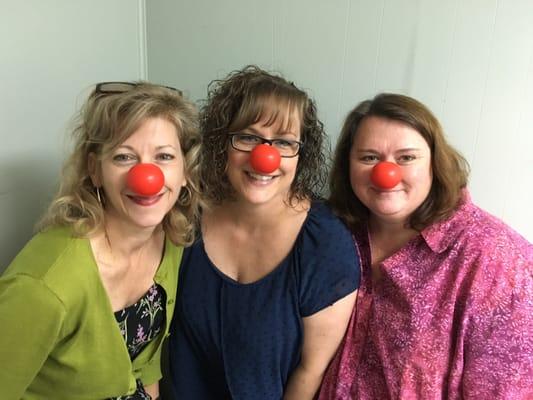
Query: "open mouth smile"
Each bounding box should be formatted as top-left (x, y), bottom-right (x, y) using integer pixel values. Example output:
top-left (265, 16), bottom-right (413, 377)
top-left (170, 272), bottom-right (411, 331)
top-left (246, 171), bottom-right (277, 182)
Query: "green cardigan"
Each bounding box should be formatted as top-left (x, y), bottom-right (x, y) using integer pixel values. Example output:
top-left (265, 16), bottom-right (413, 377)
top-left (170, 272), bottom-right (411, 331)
top-left (0, 227), bottom-right (182, 400)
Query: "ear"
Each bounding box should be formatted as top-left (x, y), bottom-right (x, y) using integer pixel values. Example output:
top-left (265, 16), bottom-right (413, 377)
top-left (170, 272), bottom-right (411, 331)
top-left (88, 152), bottom-right (101, 187)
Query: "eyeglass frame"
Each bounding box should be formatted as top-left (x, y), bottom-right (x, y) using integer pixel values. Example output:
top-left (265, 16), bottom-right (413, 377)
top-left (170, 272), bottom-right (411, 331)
top-left (94, 81), bottom-right (183, 96)
top-left (228, 132), bottom-right (304, 158)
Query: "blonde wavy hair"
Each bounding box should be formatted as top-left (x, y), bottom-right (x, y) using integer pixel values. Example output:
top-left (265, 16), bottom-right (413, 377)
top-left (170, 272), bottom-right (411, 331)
top-left (37, 82), bottom-right (202, 246)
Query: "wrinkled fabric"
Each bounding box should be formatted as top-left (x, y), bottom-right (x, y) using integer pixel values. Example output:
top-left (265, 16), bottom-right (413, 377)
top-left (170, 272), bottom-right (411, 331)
top-left (319, 192), bottom-right (533, 399)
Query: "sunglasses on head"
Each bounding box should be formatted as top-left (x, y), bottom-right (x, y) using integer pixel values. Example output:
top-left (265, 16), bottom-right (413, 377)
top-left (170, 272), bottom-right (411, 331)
top-left (94, 81), bottom-right (182, 96)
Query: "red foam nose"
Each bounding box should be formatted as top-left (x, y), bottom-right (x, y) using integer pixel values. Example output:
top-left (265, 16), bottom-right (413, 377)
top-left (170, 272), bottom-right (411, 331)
top-left (250, 144), bottom-right (281, 174)
top-left (126, 163), bottom-right (165, 196)
top-left (370, 162), bottom-right (402, 189)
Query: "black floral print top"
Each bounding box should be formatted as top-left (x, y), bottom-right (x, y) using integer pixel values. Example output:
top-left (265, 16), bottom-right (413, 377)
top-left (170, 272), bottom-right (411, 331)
top-left (110, 283), bottom-right (166, 400)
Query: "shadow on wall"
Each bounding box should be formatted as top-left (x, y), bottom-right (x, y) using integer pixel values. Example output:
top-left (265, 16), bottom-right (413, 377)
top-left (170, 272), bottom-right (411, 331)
top-left (0, 156), bottom-right (59, 272)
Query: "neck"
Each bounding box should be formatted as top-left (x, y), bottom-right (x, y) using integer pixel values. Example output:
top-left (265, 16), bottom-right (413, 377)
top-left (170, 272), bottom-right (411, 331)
top-left (209, 197), bottom-right (309, 234)
top-left (368, 215), bottom-right (419, 250)
top-left (102, 213), bottom-right (162, 258)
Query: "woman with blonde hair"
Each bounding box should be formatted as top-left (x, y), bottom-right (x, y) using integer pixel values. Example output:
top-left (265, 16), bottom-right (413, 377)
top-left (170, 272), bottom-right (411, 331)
top-left (0, 81), bottom-right (201, 400)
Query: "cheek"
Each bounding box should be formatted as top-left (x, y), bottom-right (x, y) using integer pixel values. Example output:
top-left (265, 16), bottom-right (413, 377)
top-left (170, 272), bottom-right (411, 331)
top-left (405, 163), bottom-right (432, 191)
top-left (415, 160), bottom-right (432, 180)
top-left (349, 163), bottom-right (367, 196)
top-left (282, 157), bottom-right (299, 175)
top-left (164, 165), bottom-right (186, 188)
top-left (102, 168), bottom-right (127, 188)
top-left (226, 150), bottom-right (247, 171)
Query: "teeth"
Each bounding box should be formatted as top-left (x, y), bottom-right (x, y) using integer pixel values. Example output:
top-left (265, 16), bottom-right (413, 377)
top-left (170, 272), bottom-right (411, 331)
top-left (248, 172), bottom-right (274, 181)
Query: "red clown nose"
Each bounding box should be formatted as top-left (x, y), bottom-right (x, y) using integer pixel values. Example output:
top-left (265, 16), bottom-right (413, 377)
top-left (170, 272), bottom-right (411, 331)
top-left (126, 163), bottom-right (165, 196)
top-left (249, 144), bottom-right (281, 174)
top-left (370, 162), bottom-right (402, 189)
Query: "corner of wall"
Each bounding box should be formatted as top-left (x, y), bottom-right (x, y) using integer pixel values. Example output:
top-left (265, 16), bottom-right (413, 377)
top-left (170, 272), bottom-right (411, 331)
top-left (138, 0), bottom-right (148, 80)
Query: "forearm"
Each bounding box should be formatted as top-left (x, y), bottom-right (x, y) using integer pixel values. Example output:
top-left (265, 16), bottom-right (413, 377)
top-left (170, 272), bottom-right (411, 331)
top-left (284, 291), bottom-right (358, 399)
top-left (144, 381), bottom-right (159, 399)
top-left (284, 364), bottom-right (324, 400)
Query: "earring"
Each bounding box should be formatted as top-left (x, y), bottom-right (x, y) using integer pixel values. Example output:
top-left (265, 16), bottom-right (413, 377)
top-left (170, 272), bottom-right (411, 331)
top-left (96, 187), bottom-right (103, 205)
top-left (178, 185), bottom-right (192, 206)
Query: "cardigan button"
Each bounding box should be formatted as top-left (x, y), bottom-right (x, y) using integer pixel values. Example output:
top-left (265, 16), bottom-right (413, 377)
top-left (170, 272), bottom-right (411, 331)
top-left (167, 299), bottom-right (174, 305)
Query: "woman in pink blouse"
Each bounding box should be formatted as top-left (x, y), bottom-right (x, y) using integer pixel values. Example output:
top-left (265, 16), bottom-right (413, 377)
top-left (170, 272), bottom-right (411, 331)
top-left (319, 93), bottom-right (532, 399)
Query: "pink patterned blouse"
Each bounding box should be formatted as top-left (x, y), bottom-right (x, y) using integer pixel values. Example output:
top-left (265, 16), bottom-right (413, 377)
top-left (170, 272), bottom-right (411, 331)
top-left (319, 192), bottom-right (532, 399)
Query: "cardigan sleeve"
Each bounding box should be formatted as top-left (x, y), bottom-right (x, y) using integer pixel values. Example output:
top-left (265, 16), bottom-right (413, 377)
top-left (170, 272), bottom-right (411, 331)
top-left (0, 274), bottom-right (66, 400)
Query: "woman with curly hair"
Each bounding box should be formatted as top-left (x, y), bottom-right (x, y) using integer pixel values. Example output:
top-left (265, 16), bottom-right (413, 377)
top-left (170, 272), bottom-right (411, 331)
top-left (0, 82), bottom-right (201, 400)
top-left (168, 66), bottom-right (360, 399)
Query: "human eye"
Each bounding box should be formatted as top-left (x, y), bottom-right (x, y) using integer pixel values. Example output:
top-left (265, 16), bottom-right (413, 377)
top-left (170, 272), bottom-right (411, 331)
top-left (273, 139), bottom-right (294, 149)
top-left (237, 134), bottom-right (261, 144)
top-left (156, 152), bottom-right (176, 161)
top-left (397, 154), bottom-right (416, 164)
top-left (112, 153), bottom-right (136, 163)
top-left (360, 154), bottom-right (379, 163)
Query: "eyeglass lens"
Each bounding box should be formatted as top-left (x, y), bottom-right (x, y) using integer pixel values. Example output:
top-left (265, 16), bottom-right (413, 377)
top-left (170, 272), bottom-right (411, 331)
top-left (231, 134), bottom-right (300, 157)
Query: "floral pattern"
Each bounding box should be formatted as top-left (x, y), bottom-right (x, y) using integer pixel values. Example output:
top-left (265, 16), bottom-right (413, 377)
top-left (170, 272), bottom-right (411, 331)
top-left (319, 192), bottom-right (533, 399)
top-left (110, 283), bottom-right (166, 400)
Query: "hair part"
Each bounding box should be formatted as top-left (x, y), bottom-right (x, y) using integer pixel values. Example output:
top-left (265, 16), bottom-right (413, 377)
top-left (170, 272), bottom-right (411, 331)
top-left (199, 65), bottom-right (328, 206)
top-left (37, 81), bottom-right (202, 246)
top-left (329, 92), bottom-right (470, 231)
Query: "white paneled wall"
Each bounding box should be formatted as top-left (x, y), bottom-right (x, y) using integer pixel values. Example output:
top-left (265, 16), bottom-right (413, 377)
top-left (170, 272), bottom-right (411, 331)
top-left (0, 0), bottom-right (147, 270)
top-left (2, 1), bottom-right (531, 272)
top-left (147, 0), bottom-right (533, 241)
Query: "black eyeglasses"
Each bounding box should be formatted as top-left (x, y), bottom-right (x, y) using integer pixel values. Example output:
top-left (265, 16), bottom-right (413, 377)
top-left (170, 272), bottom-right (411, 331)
top-left (228, 133), bottom-right (303, 158)
top-left (94, 81), bottom-right (183, 96)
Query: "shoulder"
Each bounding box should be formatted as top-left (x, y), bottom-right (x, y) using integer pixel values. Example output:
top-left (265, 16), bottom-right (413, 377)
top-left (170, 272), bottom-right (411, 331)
top-left (296, 202), bottom-right (360, 316)
top-left (425, 194), bottom-right (531, 268)
top-left (4, 227), bottom-right (84, 277)
top-left (457, 203), bottom-right (531, 267)
top-left (2, 226), bottom-right (98, 306)
top-left (431, 200), bottom-right (532, 302)
top-left (296, 201), bottom-right (357, 262)
top-left (300, 201), bottom-right (354, 244)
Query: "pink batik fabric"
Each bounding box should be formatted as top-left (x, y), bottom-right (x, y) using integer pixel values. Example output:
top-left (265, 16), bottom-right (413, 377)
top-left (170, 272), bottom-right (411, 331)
top-left (319, 191), bottom-right (533, 399)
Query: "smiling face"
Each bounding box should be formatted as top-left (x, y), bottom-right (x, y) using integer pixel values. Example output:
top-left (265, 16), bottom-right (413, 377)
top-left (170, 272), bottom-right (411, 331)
top-left (90, 116), bottom-right (186, 232)
top-left (349, 116), bottom-right (433, 226)
top-left (226, 109), bottom-right (301, 208)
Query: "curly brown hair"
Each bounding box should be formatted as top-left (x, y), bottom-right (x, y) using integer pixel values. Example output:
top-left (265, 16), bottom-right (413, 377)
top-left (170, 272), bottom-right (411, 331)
top-left (37, 82), bottom-right (202, 246)
top-left (199, 65), bottom-right (328, 205)
top-left (329, 93), bottom-right (470, 231)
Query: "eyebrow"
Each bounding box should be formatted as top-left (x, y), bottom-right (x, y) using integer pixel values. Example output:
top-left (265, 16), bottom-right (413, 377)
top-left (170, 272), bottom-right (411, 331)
top-left (116, 144), bottom-right (177, 151)
top-left (356, 147), bottom-right (422, 153)
top-left (245, 127), bottom-right (299, 139)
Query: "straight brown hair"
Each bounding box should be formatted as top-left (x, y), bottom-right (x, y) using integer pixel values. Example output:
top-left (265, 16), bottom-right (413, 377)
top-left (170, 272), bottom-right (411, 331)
top-left (329, 93), bottom-right (469, 231)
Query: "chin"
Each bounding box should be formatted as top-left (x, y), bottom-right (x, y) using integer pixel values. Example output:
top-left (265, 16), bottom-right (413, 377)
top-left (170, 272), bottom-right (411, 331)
top-left (129, 214), bottom-right (167, 230)
top-left (242, 198), bottom-right (274, 207)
